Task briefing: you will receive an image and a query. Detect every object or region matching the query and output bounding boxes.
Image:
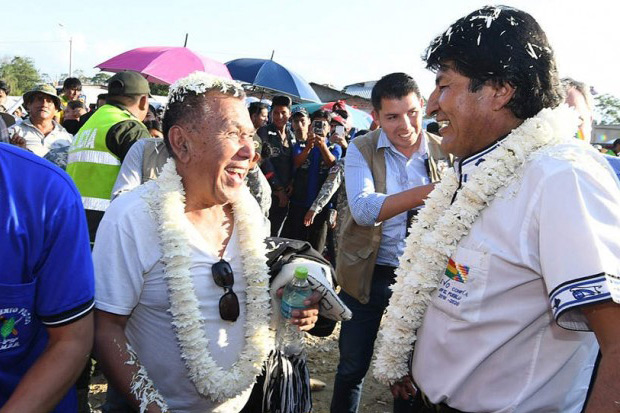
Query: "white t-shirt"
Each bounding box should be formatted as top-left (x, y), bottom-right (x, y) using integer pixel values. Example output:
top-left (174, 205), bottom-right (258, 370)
top-left (94, 181), bottom-right (254, 413)
top-left (412, 141), bottom-right (620, 413)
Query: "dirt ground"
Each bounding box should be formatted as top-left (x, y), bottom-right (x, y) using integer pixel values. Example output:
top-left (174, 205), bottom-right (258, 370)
top-left (88, 324), bottom-right (395, 413)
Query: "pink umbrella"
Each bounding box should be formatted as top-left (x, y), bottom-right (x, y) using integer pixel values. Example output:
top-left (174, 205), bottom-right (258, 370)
top-left (95, 46), bottom-right (232, 85)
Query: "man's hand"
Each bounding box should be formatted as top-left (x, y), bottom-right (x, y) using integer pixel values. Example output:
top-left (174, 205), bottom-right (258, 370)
top-left (390, 375), bottom-right (416, 400)
top-left (330, 133), bottom-right (348, 148)
top-left (304, 210), bottom-right (316, 227)
top-left (276, 288), bottom-right (321, 331)
top-left (315, 134), bottom-right (328, 149)
top-left (9, 134), bottom-right (27, 148)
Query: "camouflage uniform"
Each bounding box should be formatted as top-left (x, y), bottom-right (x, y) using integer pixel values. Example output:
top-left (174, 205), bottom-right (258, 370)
top-left (308, 158), bottom-right (346, 251)
top-left (246, 165), bottom-right (272, 217)
top-left (43, 145), bottom-right (69, 170)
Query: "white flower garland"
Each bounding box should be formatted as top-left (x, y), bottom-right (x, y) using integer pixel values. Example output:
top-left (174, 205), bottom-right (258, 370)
top-left (125, 343), bottom-right (169, 413)
top-left (142, 158), bottom-right (274, 402)
top-left (373, 105), bottom-right (578, 384)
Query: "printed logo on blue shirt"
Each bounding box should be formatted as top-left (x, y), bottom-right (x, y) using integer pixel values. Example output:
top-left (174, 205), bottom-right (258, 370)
top-left (0, 308), bottom-right (32, 351)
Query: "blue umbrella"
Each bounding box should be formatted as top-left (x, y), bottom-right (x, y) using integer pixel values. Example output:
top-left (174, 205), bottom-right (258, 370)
top-left (226, 58), bottom-right (321, 103)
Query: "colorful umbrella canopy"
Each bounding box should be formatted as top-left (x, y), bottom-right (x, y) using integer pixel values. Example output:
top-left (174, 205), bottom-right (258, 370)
top-left (96, 47), bottom-right (232, 85)
top-left (226, 58), bottom-right (321, 103)
top-left (292, 102), bottom-right (372, 130)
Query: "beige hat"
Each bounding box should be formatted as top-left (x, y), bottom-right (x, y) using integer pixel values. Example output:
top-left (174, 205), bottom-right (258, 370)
top-left (23, 84), bottom-right (61, 110)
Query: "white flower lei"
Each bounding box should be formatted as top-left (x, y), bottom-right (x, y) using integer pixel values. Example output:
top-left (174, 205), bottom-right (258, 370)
top-left (373, 105), bottom-right (578, 384)
top-left (142, 158), bottom-right (274, 402)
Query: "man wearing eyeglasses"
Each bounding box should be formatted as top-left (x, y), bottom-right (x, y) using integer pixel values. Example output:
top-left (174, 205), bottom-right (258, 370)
top-left (91, 73), bottom-right (321, 413)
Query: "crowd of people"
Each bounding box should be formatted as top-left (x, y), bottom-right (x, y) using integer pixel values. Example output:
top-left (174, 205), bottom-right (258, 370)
top-left (1, 5), bottom-right (620, 413)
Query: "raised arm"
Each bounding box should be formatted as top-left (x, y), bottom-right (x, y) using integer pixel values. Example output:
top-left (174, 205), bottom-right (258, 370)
top-left (345, 143), bottom-right (433, 226)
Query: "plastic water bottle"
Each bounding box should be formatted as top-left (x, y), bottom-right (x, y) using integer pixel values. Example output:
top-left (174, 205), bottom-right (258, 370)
top-left (279, 266), bottom-right (312, 355)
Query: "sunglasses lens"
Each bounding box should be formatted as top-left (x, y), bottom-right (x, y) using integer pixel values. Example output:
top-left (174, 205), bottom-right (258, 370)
top-left (212, 260), bottom-right (234, 288)
top-left (219, 291), bottom-right (240, 322)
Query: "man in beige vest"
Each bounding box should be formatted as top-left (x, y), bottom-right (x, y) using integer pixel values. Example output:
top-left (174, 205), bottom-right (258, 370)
top-left (331, 73), bottom-right (451, 413)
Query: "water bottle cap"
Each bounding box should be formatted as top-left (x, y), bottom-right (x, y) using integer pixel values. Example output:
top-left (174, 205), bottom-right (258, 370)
top-left (294, 266), bottom-right (308, 280)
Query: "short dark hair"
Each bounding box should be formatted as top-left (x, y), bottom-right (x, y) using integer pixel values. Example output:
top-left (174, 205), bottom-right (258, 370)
top-left (271, 95), bottom-right (292, 108)
top-left (0, 80), bottom-right (10, 94)
top-left (63, 77), bottom-right (82, 91)
top-left (248, 101), bottom-right (268, 116)
top-left (310, 109), bottom-right (331, 121)
top-left (162, 93), bottom-right (206, 156)
top-left (67, 100), bottom-right (85, 110)
top-left (371, 73), bottom-right (421, 111)
top-left (144, 119), bottom-right (163, 133)
top-left (423, 5), bottom-right (563, 119)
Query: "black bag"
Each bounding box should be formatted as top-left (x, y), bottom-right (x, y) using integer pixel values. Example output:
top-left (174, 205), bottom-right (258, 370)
top-left (240, 238), bottom-right (336, 412)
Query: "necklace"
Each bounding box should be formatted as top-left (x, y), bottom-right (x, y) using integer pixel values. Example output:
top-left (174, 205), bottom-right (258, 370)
top-left (373, 105), bottom-right (578, 384)
top-left (143, 158), bottom-right (274, 402)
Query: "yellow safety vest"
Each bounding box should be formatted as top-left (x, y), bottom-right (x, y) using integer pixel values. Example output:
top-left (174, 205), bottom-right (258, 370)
top-left (66, 104), bottom-right (137, 211)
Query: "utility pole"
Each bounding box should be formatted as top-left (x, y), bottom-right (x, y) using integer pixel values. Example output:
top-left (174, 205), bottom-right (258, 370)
top-left (59, 23), bottom-right (72, 76)
top-left (69, 36), bottom-right (73, 76)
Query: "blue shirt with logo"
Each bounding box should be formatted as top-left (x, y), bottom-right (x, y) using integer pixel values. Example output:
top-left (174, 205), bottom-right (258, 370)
top-left (0, 143), bottom-right (94, 411)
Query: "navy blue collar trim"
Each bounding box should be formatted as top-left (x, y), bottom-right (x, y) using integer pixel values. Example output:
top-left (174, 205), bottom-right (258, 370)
top-left (460, 134), bottom-right (508, 167)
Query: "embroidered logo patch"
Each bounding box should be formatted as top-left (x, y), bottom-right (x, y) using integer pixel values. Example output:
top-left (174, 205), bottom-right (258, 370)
top-left (0, 308), bottom-right (31, 351)
top-left (445, 258), bottom-right (470, 283)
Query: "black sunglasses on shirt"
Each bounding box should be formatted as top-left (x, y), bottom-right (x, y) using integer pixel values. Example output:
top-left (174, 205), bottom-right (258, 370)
top-left (211, 259), bottom-right (240, 322)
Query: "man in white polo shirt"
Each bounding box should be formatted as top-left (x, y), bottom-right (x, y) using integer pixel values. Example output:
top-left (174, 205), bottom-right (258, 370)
top-left (374, 6), bottom-right (620, 413)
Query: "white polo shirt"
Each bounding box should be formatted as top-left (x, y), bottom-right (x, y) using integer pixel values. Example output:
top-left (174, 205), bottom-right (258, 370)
top-left (411, 140), bottom-right (620, 413)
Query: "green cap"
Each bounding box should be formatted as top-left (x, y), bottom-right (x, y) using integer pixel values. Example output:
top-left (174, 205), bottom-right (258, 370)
top-left (23, 84), bottom-right (61, 110)
top-left (294, 266), bottom-right (308, 280)
top-left (107, 71), bottom-right (151, 96)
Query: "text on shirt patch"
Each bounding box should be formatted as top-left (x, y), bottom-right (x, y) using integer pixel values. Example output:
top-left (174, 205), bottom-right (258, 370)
top-left (437, 259), bottom-right (471, 307)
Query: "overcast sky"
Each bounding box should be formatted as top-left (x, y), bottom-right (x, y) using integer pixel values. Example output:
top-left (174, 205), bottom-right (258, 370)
top-left (2, 0), bottom-right (618, 98)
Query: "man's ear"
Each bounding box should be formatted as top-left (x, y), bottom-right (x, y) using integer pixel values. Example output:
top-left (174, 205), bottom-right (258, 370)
top-left (168, 125), bottom-right (191, 163)
top-left (138, 95), bottom-right (149, 111)
top-left (371, 110), bottom-right (380, 127)
top-left (492, 82), bottom-right (516, 111)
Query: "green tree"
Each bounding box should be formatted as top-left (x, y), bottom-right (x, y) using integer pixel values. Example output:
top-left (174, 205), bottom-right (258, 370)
top-left (0, 56), bottom-right (41, 95)
top-left (72, 69), bottom-right (89, 83)
top-left (594, 93), bottom-right (620, 125)
top-left (90, 72), bottom-right (111, 86)
top-left (149, 82), bottom-right (169, 96)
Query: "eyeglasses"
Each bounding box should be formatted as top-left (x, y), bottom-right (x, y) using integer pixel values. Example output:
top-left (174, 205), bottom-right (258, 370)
top-left (211, 259), bottom-right (240, 322)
